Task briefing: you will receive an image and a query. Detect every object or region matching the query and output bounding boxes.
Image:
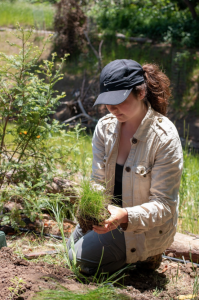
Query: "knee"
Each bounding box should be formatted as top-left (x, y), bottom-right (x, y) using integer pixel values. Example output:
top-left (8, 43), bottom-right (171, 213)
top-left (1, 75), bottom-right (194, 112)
top-left (68, 248), bottom-right (73, 262)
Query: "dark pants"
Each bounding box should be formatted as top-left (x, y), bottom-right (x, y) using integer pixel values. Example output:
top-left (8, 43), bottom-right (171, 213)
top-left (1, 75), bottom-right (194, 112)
top-left (67, 224), bottom-right (126, 275)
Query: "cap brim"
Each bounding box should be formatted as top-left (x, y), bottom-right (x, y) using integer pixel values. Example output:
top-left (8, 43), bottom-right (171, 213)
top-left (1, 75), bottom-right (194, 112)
top-left (93, 89), bottom-right (132, 107)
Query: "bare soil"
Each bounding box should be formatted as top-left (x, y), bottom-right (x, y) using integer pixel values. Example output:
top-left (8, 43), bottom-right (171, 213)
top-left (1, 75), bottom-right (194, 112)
top-left (0, 246), bottom-right (75, 300)
top-left (1, 234), bottom-right (199, 300)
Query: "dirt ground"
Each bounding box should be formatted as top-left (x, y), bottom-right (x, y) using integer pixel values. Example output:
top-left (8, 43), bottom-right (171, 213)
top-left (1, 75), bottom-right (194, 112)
top-left (0, 233), bottom-right (198, 300)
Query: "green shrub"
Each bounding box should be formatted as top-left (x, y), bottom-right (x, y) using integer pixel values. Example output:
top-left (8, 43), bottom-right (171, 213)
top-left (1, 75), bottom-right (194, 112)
top-left (0, 25), bottom-right (83, 229)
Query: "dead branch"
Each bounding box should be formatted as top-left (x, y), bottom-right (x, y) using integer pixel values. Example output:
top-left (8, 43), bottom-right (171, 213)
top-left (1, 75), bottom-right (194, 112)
top-left (99, 39), bottom-right (104, 62)
top-left (63, 99), bottom-right (97, 124)
top-left (115, 33), bottom-right (152, 43)
top-left (84, 31), bottom-right (103, 71)
top-left (80, 70), bottom-right (86, 100)
top-left (84, 31), bottom-right (99, 59)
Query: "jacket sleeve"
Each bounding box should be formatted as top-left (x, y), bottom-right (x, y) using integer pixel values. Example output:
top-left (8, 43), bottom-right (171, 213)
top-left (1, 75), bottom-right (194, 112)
top-left (124, 136), bottom-right (183, 233)
top-left (91, 120), bottom-right (106, 190)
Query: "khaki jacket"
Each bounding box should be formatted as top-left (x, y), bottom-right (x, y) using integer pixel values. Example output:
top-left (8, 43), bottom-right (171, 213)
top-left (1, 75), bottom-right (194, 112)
top-left (91, 102), bottom-right (183, 263)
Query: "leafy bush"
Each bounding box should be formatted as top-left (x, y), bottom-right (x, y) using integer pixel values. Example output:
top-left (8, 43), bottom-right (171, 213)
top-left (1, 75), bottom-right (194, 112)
top-left (0, 25), bottom-right (83, 229)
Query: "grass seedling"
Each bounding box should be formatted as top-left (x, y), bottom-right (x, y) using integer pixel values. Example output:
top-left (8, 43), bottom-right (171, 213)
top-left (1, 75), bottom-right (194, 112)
top-left (45, 200), bottom-right (80, 278)
top-left (176, 262), bottom-right (180, 283)
top-left (152, 287), bottom-right (162, 297)
top-left (8, 276), bottom-right (26, 300)
top-left (77, 180), bottom-right (112, 233)
top-left (192, 273), bottom-right (199, 300)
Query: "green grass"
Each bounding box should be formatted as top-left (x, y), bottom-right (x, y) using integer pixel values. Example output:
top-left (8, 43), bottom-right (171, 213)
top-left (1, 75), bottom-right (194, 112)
top-left (0, 0), bottom-right (55, 30)
top-left (3, 122), bottom-right (93, 178)
top-left (178, 147), bottom-right (199, 235)
top-left (78, 180), bottom-right (110, 221)
top-left (33, 286), bottom-right (131, 300)
top-left (48, 129), bottom-right (93, 177)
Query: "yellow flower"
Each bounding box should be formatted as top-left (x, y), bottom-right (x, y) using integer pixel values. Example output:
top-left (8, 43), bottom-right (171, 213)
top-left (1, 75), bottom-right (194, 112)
top-left (23, 131), bottom-right (27, 135)
top-left (36, 135), bottom-right (40, 139)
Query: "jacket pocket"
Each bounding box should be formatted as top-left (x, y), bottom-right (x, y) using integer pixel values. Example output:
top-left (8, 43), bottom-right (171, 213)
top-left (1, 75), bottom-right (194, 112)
top-left (145, 218), bottom-right (173, 239)
top-left (144, 218), bottom-right (174, 252)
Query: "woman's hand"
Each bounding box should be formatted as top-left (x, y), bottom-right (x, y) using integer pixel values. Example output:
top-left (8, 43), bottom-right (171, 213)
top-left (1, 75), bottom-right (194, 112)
top-left (93, 205), bottom-right (128, 234)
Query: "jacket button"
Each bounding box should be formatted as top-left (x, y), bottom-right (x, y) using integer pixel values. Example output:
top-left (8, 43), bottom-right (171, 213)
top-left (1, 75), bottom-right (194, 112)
top-left (158, 118), bottom-right (162, 123)
top-left (132, 138), bottom-right (137, 144)
top-left (125, 166), bottom-right (131, 172)
top-left (159, 230), bottom-right (163, 234)
top-left (131, 248), bottom-right (136, 253)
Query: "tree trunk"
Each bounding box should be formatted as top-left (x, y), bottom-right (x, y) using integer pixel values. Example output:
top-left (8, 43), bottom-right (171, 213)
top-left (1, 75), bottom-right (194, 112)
top-left (183, 0), bottom-right (197, 19)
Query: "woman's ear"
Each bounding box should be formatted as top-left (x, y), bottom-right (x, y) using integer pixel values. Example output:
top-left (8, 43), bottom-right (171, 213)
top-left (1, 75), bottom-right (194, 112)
top-left (138, 89), bottom-right (146, 101)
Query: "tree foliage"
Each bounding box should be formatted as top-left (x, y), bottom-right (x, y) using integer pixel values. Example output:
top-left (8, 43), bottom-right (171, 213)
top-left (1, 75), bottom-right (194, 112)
top-left (89, 0), bottom-right (199, 47)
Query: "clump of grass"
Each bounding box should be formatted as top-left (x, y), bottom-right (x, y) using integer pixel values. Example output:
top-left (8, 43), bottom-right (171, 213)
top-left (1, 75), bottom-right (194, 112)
top-left (77, 180), bottom-right (112, 233)
top-left (33, 285), bottom-right (131, 300)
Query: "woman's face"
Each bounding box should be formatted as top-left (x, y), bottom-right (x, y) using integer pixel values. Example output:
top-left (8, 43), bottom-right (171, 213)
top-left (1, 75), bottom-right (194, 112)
top-left (106, 92), bottom-right (145, 123)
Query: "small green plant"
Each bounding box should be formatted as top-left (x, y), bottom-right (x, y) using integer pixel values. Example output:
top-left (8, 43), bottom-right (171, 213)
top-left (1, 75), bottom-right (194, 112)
top-left (192, 272), bottom-right (199, 300)
top-left (8, 276), bottom-right (26, 300)
top-left (77, 180), bottom-right (112, 233)
top-left (45, 199), bottom-right (80, 276)
top-left (152, 287), bottom-right (162, 297)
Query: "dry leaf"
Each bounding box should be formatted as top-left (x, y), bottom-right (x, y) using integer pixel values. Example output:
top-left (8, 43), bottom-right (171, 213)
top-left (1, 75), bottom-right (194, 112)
top-left (177, 295), bottom-right (198, 299)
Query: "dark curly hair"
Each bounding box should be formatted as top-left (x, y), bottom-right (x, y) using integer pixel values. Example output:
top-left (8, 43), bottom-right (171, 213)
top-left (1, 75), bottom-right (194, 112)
top-left (132, 63), bottom-right (171, 116)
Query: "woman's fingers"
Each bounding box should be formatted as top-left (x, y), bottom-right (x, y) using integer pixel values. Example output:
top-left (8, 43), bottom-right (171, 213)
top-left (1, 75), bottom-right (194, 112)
top-left (93, 223), bottom-right (117, 234)
top-left (92, 205), bottom-right (128, 234)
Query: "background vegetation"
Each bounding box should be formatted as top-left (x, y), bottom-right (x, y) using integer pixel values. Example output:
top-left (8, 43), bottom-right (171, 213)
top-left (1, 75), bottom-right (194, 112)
top-left (0, 0), bottom-right (55, 30)
top-left (89, 0), bottom-right (199, 47)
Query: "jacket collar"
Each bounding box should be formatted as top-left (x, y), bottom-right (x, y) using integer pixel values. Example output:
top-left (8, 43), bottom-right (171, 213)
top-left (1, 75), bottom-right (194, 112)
top-left (133, 102), bottom-right (155, 142)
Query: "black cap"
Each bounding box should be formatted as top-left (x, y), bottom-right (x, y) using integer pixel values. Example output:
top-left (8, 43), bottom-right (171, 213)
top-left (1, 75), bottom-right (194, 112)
top-left (93, 59), bottom-right (145, 106)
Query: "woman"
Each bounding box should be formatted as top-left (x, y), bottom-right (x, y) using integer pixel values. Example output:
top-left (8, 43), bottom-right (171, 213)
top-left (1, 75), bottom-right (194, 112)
top-left (67, 59), bottom-right (183, 275)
